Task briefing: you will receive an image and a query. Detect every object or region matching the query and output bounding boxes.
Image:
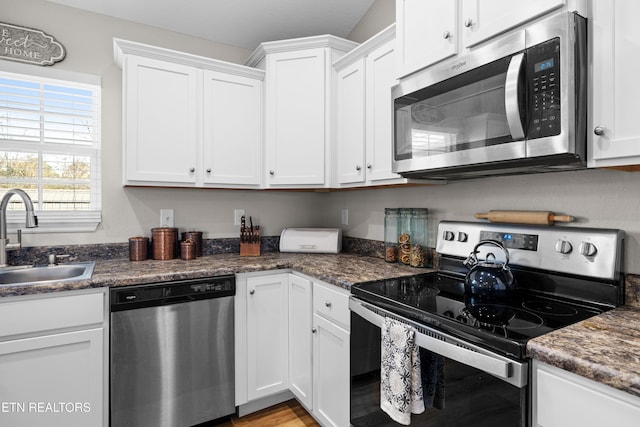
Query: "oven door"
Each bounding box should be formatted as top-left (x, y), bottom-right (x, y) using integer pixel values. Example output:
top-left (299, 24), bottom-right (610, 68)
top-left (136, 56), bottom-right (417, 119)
top-left (349, 297), bottom-right (529, 427)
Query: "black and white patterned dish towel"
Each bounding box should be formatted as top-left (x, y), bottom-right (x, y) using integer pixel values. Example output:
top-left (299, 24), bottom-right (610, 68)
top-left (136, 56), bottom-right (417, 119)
top-left (380, 317), bottom-right (425, 425)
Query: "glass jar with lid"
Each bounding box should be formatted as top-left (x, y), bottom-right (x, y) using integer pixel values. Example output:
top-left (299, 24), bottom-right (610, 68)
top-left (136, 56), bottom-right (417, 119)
top-left (410, 208), bottom-right (430, 268)
top-left (384, 208), bottom-right (399, 263)
top-left (398, 208), bottom-right (413, 265)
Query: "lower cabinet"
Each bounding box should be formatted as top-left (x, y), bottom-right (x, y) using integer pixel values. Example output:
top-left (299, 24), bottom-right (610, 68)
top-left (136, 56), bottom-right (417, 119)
top-left (236, 271), bottom-right (351, 426)
top-left (533, 360), bottom-right (640, 427)
top-left (0, 289), bottom-right (107, 427)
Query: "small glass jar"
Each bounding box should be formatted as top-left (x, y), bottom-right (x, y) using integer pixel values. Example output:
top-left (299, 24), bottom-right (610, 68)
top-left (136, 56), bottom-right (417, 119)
top-left (384, 208), bottom-right (399, 263)
top-left (398, 208), bottom-right (413, 265)
top-left (410, 208), bottom-right (430, 268)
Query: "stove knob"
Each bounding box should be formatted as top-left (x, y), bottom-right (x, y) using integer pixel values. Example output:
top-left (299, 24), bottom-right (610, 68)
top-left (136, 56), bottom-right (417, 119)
top-left (555, 239), bottom-right (573, 254)
top-left (457, 232), bottom-right (468, 242)
top-left (579, 241), bottom-right (598, 257)
top-left (443, 231), bottom-right (455, 241)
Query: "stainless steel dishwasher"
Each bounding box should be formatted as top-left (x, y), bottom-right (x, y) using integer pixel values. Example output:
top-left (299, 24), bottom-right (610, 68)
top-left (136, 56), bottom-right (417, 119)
top-left (110, 276), bottom-right (235, 427)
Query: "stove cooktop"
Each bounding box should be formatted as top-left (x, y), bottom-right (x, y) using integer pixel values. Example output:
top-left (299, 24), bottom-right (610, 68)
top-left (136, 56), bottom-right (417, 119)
top-left (350, 273), bottom-right (605, 359)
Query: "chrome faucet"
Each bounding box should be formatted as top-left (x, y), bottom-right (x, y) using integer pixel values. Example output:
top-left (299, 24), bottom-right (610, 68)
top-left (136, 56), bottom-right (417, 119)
top-left (1, 189), bottom-right (38, 267)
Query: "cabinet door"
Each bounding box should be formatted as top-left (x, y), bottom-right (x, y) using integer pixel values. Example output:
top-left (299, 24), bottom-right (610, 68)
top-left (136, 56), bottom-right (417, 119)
top-left (265, 49), bottom-right (327, 186)
top-left (312, 313), bottom-right (350, 427)
top-left (461, 0), bottom-right (565, 48)
top-left (202, 70), bottom-right (262, 186)
top-left (589, 0), bottom-right (640, 167)
top-left (0, 328), bottom-right (104, 427)
top-left (365, 40), bottom-right (403, 183)
top-left (396, 0), bottom-right (458, 78)
top-left (124, 55), bottom-right (198, 184)
top-left (535, 362), bottom-right (640, 427)
top-left (246, 274), bottom-right (289, 400)
top-left (288, 274), bottom-right (313, 409)
top-left (336, 58), bottom-right (366, 185)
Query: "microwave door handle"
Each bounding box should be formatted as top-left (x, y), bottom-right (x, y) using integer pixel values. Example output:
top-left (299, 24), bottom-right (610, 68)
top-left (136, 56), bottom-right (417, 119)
top-left (505, 53), bottom-right (525, 141)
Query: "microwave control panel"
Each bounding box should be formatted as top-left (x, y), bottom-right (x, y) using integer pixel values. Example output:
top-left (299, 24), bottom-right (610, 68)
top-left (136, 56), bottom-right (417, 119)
top-left (527, 37), bottom-right (561, 139)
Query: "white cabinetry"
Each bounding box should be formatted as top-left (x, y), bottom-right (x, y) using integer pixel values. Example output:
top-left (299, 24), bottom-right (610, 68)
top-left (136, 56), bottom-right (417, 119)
top-left (588, 0), bottom-right (640, 168)
top-left (312, 280), bottom-right (350, 427)
top-left (396, 0), bottom-right (568, 78)
top-left (335, 25), bottom-right (410, 187)
top-left (114, 39), bottom-right (264, 188)
top-left (460, 0), bottom-right (565, 48)
top-left (396, 0), bottom-right (458, 78)
top-left (246, 36), bottom-right (358, 188)
top-left (0, 290), bottom-right (107, 427)
top-left (533, 360), bottom-right (640, 427)
top-left (288, 274), bottom-right (313, 409)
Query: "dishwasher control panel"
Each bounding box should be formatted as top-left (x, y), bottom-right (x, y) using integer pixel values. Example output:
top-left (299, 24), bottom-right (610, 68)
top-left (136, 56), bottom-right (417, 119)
top-left (110, 275), bottom-right (235, 311)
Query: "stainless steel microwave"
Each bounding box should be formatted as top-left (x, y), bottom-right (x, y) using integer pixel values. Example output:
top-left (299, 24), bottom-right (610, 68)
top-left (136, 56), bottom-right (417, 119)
top-left (392, 12), bottom-right (587, 180)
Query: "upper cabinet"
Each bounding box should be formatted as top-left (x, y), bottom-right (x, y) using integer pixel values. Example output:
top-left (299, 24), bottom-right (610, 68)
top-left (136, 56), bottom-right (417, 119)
top-left (114, 39), bottom-right (264, 188)
top-left (396, 0), bottom-right (458, 78)
top-left (246, 36), bottom-right (358, 188)
top-left (588, 0), bottom-right (640, 168)
top-left (460, 0), bottom-right (566, 48)
top-left (334, 25), bottom-right (412, 187)
top-left (396, 0), bottom-right (567, 78)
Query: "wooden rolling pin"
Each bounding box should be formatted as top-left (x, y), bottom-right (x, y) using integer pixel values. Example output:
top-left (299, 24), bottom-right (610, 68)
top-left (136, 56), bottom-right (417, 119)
top-left (475, 210), bottom-right (575, 225)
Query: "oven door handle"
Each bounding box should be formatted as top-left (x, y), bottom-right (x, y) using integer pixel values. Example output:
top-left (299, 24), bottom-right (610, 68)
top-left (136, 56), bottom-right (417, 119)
top-left (505, 52), bottom-right (525, 141)
top-left (349, 298), bottom-right (527, 387)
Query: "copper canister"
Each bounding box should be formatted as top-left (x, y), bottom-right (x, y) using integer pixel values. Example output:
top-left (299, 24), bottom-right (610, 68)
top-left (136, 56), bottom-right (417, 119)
top-left (180, 240), bottom-right (196, 260)
top-left (182, 231), bottom-right (203, 257)
top-left (151, 227), bottom-right (178, 260)
top-left (129, 236), bottom-right (149, 261)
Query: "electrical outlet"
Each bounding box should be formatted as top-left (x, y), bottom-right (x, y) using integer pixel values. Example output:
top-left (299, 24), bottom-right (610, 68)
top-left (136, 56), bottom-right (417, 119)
top-left (160, 209), bottom-right (174, 227)
top-left (234, 209), bottom-right (245, 226)
top-left (341, 209), bottom-right (349, 225)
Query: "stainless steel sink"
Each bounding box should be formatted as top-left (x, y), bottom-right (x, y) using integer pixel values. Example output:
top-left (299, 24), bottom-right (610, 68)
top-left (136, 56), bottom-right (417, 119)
top-left (0, 261), bottom-right (96, 286)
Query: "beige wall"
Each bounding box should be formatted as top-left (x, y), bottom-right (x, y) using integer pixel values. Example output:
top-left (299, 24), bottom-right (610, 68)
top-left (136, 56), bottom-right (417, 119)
top-left (348, 0), bottom-right (396, 42)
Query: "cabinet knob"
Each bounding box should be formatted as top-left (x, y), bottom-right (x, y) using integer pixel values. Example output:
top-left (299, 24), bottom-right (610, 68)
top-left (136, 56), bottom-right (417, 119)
top-left (269, 170), bottom-right (275, 176)
top-left (464, 19), bottom-right (473, 28)
top-left (325, 301), bottom-right (332, 308)
top-left (189, 168), bottom-right (195, 173)
top-left (443, 31), bottom-right (451, 39)
top-left (249, 289), bottom-right (255, 295)
top-left (356, 165), bottom-right (361, 171)
top-left (594, 126), bottom-right (605, 136)
top-left (312, 328), bottom-right (317, 334)
top-left (367, 164), bottom-right (372, 169)
top-left (206, 168), bottom-right (212, 173)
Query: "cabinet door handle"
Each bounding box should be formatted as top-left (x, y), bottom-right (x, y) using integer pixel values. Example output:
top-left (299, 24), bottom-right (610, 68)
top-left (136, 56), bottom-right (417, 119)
top-left (312, 328), bottom-right (317, 333)
top-left (269, 170), bottom-right (275, 176)
top-left (443, 31), bottom-right (451, 39)
top-left (594, 126), bottom-right (605, 136)
top-left (356, 165), bottom-right (361, 171)
top-left (367, 164), bottom-right (372, 169)
top-left (325, 301), bottom-right (332, 308)
top-left (464, 19), bottom-right (473, 28)
top-left (249, 289), bottom-right (255, 295)
top-left (206, 168), bottom-right (212, 173)
top-left (189, 168), bottom-right (195, 173)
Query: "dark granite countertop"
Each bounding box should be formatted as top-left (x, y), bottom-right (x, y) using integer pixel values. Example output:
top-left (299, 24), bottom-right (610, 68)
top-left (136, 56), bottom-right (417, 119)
top-left (527, 275), bottom-right (640, 399)
top-left (0, 252), bottom-right (434, 297)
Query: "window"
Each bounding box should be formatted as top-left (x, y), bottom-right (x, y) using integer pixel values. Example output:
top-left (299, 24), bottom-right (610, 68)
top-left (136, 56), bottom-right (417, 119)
top-left (0, 69), bottom-right (101, 232)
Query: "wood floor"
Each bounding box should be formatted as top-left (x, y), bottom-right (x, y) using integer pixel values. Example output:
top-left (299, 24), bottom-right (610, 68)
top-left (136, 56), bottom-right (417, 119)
top-left (218, 400), bottom-right (320, 427)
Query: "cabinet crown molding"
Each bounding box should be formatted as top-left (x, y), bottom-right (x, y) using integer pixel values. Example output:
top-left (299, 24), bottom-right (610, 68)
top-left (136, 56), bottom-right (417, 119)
top-left (113, 38), bottom-right (264, 80)
top-left (333, 24), bottom-right (395, 69)
top-left (245, 34), bottom-right (359, 67)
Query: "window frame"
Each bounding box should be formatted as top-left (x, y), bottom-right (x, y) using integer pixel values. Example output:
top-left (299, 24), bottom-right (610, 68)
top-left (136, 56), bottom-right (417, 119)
top-left (0, 62), bottom-right (102, 234)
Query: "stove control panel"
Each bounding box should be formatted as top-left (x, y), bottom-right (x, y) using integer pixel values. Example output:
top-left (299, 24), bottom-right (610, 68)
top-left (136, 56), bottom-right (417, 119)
top-left (436, 221), bottom-right (624, 280)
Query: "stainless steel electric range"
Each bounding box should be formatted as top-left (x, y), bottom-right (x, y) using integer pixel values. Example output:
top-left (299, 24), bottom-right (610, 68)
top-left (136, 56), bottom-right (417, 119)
top-left (349, 221), bottom-right (624, 427)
